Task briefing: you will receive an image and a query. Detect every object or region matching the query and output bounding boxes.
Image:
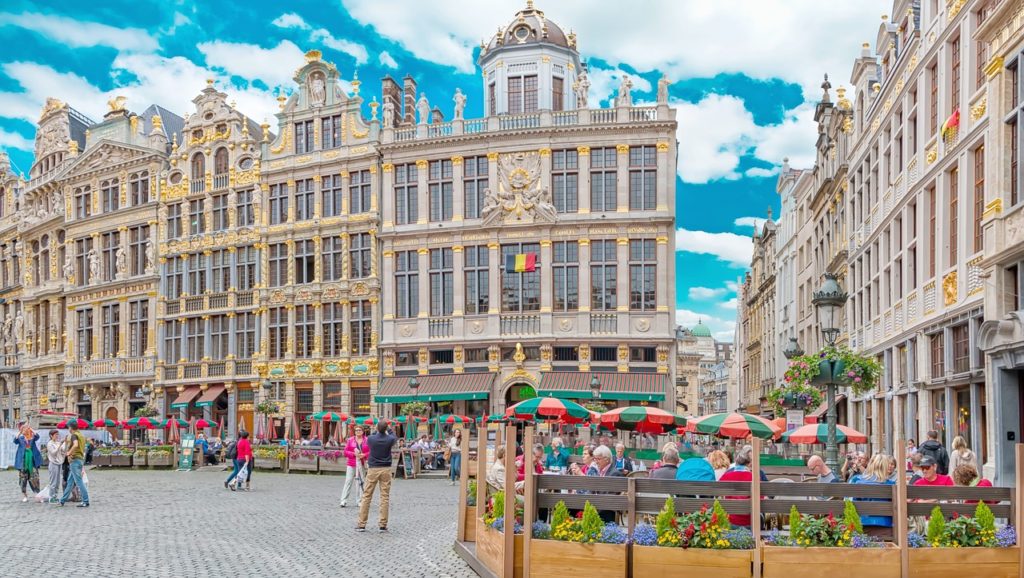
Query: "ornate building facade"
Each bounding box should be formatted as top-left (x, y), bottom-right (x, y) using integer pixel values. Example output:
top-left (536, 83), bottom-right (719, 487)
top-left (737, 216), bottom-right (777, 414)
top-left (0, 152), bottom-right (25, 426)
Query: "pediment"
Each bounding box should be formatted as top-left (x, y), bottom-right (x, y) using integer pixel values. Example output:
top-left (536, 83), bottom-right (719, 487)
top-left (66, 141), bottom-right (154, 176)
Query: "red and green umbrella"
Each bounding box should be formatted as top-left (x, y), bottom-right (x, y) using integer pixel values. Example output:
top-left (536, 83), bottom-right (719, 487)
top-left (781, 423), bottom-right (867, 445)
top-left (57, 418), bottom-right (91, 429)
top-left (309, 411), bottom-right (349, 423)
top-left (92, 418), bottom-right (120, 428)
top-left (599, 406), bottom-right (687, 434)
top-left (161, 418), bottom-right (189, 429)
top-left (348, 416), bottom-right (380, 427)
top-left (393, 415), bottom-right (426, 424)
top-left (505, 398), bottom-right (590, 424)
top-left (434, 414), bottom-right (472, 424)
top-left (477, 413), bottom-right (511, 424)
top-left (194, 418), bottom-right (217, 429)
top-left (125, 417), bottom-right (160, 429)
top-left (684, 412), bottom-right (780, 440)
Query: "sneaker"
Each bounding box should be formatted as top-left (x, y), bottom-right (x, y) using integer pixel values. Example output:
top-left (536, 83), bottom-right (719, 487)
top-left (76, 503), bottom-right (89, 508)
top-left (55, 501), bottom-right (65, 507)
top-left (378, 527), bottom-right (388, 533)
top-left (22, 497), bottom-right (27, 503)
top-left (355, 527), bottom-right (366, 533)
top-left (224, 481), bottom-right (229, 489)
top-left (229, 484), bottom-right (236, 492)
top-left (340, 502), bottom-right (346, 508)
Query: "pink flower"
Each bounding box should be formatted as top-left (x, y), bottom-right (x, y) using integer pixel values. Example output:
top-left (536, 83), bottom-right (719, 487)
top-left (847, 371), bottom-right (856, 378)
top-left (785, 376), bottom-right (792, 382)
top-left (854, 377), bottom-right (862, 383)
top-left (800, 362), bottom-right (809, 369)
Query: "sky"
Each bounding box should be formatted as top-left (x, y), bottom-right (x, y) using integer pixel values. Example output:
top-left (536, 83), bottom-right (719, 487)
top-left (0, 0), bottom-right (890, 341)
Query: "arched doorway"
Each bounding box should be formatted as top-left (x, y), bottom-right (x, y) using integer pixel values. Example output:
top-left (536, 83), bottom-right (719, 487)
top-left (105, 406), bottom-right (119, 441)
top-left (504, 382), bottom-right (538, 408)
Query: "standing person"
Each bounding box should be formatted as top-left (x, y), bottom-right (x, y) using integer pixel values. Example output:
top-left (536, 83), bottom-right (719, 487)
top-left (231, 431), bottom-right (253, 491)
top-left (357, 422), bottom-right (398, 533)
top-left (57, 421), bottom-right (89, 507)
top-left (45, 430), bottom-right (65, 503)
top-left (918, 430), bottom-right (950, 475)
top-left (340, 425), bottom-right (369, 508)
top-left (448, 429), bottom-right (463, 486)
top-left (13, 424), bottom-right (42, 502)
top-left (949, 436), bottom-right (978, 472)
top-left (223, 436), bottom-right (240, 489)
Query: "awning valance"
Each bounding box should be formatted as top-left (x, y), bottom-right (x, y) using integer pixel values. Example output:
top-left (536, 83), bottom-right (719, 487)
top-left (195, 385), bottom-right (226, 408)
top-left (805, 393), bottom-right (848, 423)
top-left (170, 386), bottom-right (202, 409)
top-left (375, 373), bottom-right (495, 403)
top-left (538, 372), bottom-right (667, 402)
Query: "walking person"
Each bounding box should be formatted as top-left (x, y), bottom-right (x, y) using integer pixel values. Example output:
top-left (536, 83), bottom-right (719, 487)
top-left (448, 429), bottom-right (462, 486)
top-left (227, 431), bottom-right (252, 491)
top-left (13, 424), bottom-right (42, 502)
top-left (223, 436), bottom-right (240, 489)
top-left (340, 425), bottom-right (369, 508)
top-left (356, 422), bottom-right (397, 533)
top-left (949, 436), bottom-right (978, 472)
top-left (918, 430), bottom-right (950, 475)
top-left (57, 421), bottom-right (89, 507)
top-left (45, 430), bottom-right (65, 503)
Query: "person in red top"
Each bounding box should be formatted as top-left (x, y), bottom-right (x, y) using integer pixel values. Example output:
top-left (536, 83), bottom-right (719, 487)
top-left (913, 456), bottom-right (953, 487)
top-left (231, 431), bottom-right (253, 492)
top-left (719, 446), bottom-right (754, 527)
top-left (515, 444), bottom-right (545, 482)
top-left (952, 463), bottom-right (993, 504)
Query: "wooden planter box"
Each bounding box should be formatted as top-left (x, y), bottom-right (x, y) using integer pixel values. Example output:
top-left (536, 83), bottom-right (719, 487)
top-left (908, 547), bottom-right (1020, 578)
top-left (476, 521), bottom-right (524, 578)
top-left (762, 544), bottom-right (900, 578)
top-left (289, 454), bottom-right (319, 471)
top-left (108, 455), bottom-right (133, 467)
top-left (528, 539), bottom-right (626, 578)
top-left (133, 453), bottom-right (148, 467)
top-left (462, 505), bottom-right (477, 543)
top-left (92, 455), bottom-right (111, 467)
top-left (147, 453), bottom-right (173, 467)
top-left (254, 457), bottom-right (283, 470)
top-left (318, 457), bottom-right (347, 473)
top-left (632, 545), bottom-right (752, 578)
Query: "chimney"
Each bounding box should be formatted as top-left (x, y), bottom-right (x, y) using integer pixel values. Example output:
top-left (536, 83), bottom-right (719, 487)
top-left (381, 75), bottom-right (401, 128)
top-left (402, 75), bottom-right (417, 126)
top-left (431, 107), bottom-right (444, 124)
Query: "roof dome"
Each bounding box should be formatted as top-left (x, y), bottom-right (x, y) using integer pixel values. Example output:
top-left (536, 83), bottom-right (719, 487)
top-left (690, 321), bottom-right (712, 338)
top-left (483, 1), bottom-right (575, 56)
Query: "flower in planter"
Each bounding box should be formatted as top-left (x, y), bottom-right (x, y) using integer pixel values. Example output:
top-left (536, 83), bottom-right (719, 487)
top-left (995, 526), bottom-right (1017, 548)
top-left (907, 531), bottom-right (928, 548)
top-left (722, 528), bottom-right (755, 549)
top-left (532, 521), bottom-right (551, 540)
top-left (632, 523), bottom-right (658, 546)
top-left (600, 523), bottom-right (628, 544)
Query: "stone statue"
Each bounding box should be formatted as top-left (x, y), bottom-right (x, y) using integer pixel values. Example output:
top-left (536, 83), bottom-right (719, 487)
top-left (416, 93), bottom-right (430, 125)
top-left (453, 88), bottom-right (466, 120)
top-left (252, 188), bottom-right (263, 219)
top-left (88, 247), bottom-right (100, 283)
top-left (309, 73), bottom-right (326, 107)
top-left (63, 251), bottom-right (74, 279)
top-left (115, 245), bottom-right (127, 278)
top-left (13, 311), bottom-right (23, 344)
top-left (575, 70), bottom-right (590, 108)
top-left (50, 189), bottom-right (62, 215)
top-left (382, 99), bottom-right (395, 127)
top-left (657, 74), bottom-right (670, 104)
top-left (145, 237), bottom-right (155, 273)
top-left (617, 75), bottom-right (633, 107)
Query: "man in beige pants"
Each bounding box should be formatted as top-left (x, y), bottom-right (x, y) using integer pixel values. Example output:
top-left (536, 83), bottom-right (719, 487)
top-left (356, 421), bottom-right (398, 532)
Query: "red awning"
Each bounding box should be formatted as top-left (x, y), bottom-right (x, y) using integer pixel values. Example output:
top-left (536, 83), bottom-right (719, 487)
top-left (805, 393), bottom-right (847, 423)
top-left (170, 386), bottom-right (202, 409)
top-left (195, 385), bottom-right (226, 408)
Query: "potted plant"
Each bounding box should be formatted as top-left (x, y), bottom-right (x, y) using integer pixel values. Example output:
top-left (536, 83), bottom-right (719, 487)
top-left (147, 445), bottom-right (175, 467)
top-left (400, 401), bottom-right (430, 417)
top-left (528, 500), bottom-right (627, 578)
top-left (906, 504), bottom-right (1019, 577)
top-left (316, 449), bottom-right (346, 473)
top-left (134, 405), bottom-right (159, 418)
top-left (133, 446), bottom-right (148, 467)
top-left (476, 491), bottom-right (525, 578)
top-left (766, 383), bottom-right (823, 416)
top-left (92, 447), bottom-right (112, 467)
top-left (254, 445), bottom-right (286, 469)
top-left (783, 345), bottom-right (882, 393)
top-left (107, 447), bottom-right (134, 467)
top-left (464, 479), bottom-right (478, 542)
top-left (631, 497), bottom-right (754, 578)
top-left (288, 447), bottom-right (319, 472)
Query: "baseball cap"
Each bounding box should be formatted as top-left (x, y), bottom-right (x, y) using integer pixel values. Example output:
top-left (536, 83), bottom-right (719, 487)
top-left (919, 456), bottom-right (937, 468)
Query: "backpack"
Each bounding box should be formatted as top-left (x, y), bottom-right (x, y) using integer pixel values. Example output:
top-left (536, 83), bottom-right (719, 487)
top-left (226, 442), bottom-right (238, 460)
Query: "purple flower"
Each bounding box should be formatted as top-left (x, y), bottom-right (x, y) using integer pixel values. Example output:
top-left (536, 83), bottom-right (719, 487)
top-left (996, 526), bottom-right (1017, 547)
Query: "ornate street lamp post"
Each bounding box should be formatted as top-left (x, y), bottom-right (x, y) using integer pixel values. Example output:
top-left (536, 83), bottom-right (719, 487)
top-left (782, 337), bottom-right (804, 360)
top-left (408, 376), bottom-right (420, 401)
top-left (812, 273), bottom-right (849, 472)
top-left (590, 374), bottom-right (602, 400)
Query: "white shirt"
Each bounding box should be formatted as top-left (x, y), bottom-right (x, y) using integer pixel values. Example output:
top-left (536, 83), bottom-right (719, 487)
top-left (47, 438), bottom-right (65, 465)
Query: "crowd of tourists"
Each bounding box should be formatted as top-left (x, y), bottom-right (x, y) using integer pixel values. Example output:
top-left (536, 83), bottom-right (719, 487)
top-left (12, 421), bottom-right (90, 507)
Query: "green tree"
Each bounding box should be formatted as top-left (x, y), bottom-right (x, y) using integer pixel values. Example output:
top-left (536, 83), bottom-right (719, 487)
top-left (842, 500), bottom-right (863, 534)
top-left (580, 501), bottom-right (605, 543)
top-left (926, 506), bottom-right (946, 547)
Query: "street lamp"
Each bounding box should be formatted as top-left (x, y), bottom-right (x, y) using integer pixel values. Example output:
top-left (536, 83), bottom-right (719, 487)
top-left (48, 392), bottom-right (58, 404)
top-left (408, 376), bottom-right (419, 400)
top-left (782, 337), bottom-right (804, 360)
top-left (812, 273), bottom-right (849, 471)
top-left (590, 374), bottom-right (601, 399)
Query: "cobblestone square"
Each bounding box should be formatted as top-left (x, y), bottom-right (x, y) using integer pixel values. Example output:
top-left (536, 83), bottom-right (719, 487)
top-left (0, 468), bottom-right (474, 578)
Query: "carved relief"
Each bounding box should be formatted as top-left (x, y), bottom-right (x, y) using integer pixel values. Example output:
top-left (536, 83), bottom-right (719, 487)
top-left (482, 152), bottom-right (557, 226)
top-left (942, 271), bottom-right (958, 306)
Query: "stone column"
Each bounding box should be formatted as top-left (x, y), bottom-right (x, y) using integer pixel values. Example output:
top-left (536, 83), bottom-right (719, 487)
top-left (451, 155), bottom-right (465, 223)
top-left (286, 304), bottom-right (295, 358)
top-left (416, 160), bottom-right (429, 224)
top-left (313, 235), bottom-right (322, 283)
top-left (616, 144), bottom-right (630, 213)
top-left (539, 240), bottom-right (553, 332)
top-left (227, 385), bottom-right (237, 436)
top-left (616, 237), bottom-right (629, 325)
top-left (227, 312), bottom-right (237, 361)
top-left (452, 245), bottom-right (465, 335)
top-left (417, 248), bottom-right (430, 337)
top-left (656, 236), bottom-right (669, 311)
top-left (381, 248), bottom-right (395, 344)
top-left (117, 297), bottom-right (128, 358)
top-left (382, 163), bottom-right (395, 228)
top-left (656, 141), bottom-right (671, 212)
top-left (487, 241), bottom-right (500, 314)
top-left (577, 147), bottom-right (591, 214)
top-left (91, 303), bottom-right (102, 360)
top-left (228, 246), bottom-right (237, 292)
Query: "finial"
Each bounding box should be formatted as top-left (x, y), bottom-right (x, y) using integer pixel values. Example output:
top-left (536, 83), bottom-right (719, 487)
top-left (766, 206), bottom-right (773, 220)
top-left (351, 69), bottom-right (361, 96)
top-left (305, 49), bottom-right (322, 62)
top-left (206, 78), bottom-right (215, 87)
top-left (526, 0), bottom-right (534, 9)
top-left (821, 73), bottom-right (832, 102)
top-left (277, 95), bottom-right (287, 110)
top-left (881, 14), bottom-right (888, 21)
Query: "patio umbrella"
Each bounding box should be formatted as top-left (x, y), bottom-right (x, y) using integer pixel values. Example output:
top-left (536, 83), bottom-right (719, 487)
top-left (599, 407), bottom-right (687, 435)
top-left (505, 398), bottom-right (590, 424)
top-left (161, 418), bottom-right (189, 429)
top-left (478, 413), bottom-right (510, 424)
top-left (92, 418), bottom-right (120, 428)
top-left (194, 418), bottom-right (217, 429)
top-left (684, 412), bottom-right (780, 440)
top-left (433, 414), bottom-right (472, 439)
top-left (217, 416), bottom-right (225, 440)
top-left (287, 414), bottom-right (300, 443)
top-left (57, 418), bottom-right (91, 429)
top-left (348, 416), bottom-right (380, 427)
top-left (125, 417), bottom-right (159, 429)
top-left (167, 418), bottom-right (181, 444)
top-left (781, 423), bottom-right (868, 445)
top-left (309, 411), bottom-right (349, 423)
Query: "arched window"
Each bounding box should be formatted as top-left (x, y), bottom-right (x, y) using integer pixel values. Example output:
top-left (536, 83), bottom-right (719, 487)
top-left (191, 153), bottom-right (206, 178)
top-left (31, 240), bottom-right (40, 285)
top-left (214, 148), bottom-right (229, 175)
top-left (40, 236), bottom-right (50, 282)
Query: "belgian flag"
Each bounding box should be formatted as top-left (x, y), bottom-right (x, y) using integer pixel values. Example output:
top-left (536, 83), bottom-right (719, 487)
top-left (505, 252), bottom-right (537, 273)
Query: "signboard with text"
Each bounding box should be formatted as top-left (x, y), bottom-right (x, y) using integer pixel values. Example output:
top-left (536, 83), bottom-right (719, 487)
top-left (178, 433), bottom-right (196, 471)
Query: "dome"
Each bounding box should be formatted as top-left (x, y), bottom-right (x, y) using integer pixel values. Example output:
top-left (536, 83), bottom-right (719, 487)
top-left (482, 1), bottom-right (575, 56)
top-left (690, 321), bottom-right (712, 338)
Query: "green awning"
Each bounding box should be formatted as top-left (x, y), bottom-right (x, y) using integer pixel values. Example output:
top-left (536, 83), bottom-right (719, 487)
top-left (375, 373), bottom-right (495, 403)
top-left (169, 386), bottom-right (201, 409)
top-left (538, 372), bottom-right (667, 402)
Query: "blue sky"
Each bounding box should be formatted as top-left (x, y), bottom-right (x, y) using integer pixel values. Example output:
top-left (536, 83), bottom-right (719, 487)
top-left (0, 0), bottom-right (889, 341)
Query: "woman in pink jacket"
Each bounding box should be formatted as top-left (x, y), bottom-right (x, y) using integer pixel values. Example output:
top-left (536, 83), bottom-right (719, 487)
top-left (340, 425), bottom-right (369, 508)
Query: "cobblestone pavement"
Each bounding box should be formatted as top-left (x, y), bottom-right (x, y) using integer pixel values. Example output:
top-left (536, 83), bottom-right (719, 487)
top-left (0, 467), bottom-right (475, 578)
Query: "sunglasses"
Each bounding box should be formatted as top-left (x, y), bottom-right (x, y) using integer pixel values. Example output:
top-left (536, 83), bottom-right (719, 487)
top-left (921, 465), bottom-right (934, 470)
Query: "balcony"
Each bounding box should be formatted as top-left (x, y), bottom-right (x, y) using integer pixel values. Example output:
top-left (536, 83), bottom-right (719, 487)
top-left (190, 178), bottom-right (205, 194)
top-left (500, 314), bottom-right (540, 336)
top-left (65, 356), bottom-right (155, 382)
top-left (428, 319), bottom-right (453, 339)
top-left (589, 313), bottom-right (617, 335)
top-left (0, 353), bottom-right (20, 370)
top-left (213, 173), bottom-right (229, 190)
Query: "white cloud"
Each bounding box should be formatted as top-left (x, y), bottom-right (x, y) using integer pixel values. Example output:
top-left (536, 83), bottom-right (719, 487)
top-left (0, 12), bottom-right (158, 52)
top-left (198, 40), bottom-right (307, 88)
top-left (379, 51), bottom-right (398, 69)
top-left (734, 216), bottom-right (766, 229)
top-left (272, 12), bottom-right (311, 30)
top-left (689, 286), bottom-right (727, 300)
top-left (675, 308), bottom-right (736, 341)
top-left (753, 103), bottom-right (818, 169)
top-left (0, 128), bottom-right (32, 152)
top-left (674, 94), bottom-right (756, 183)
top-left (725, 280), bottom-right (740, 293)
top-left (720, 297), bottom-right (738, 310)
top-left (676, 227), bottom-right (752, 267)
top-left (310, 28), bottom-right (369, 65)
top-left (588, 67), bottom-right (652, 106)
top-left (745, 166), bottom-right (778, 178)
top-left (0, 62), bottom-right (107, 124)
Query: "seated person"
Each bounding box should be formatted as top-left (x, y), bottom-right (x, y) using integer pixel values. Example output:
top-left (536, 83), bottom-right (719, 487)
top-left (544, 437), bottom-right (571, 471)
top-left (649, 448), bottom-right (680, 479)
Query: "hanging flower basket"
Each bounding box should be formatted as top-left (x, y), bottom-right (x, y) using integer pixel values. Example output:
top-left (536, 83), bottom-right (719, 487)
top-left (783, 345), bottom-right (881, 395)
top-left (766, 384), bottom-right (823, 416)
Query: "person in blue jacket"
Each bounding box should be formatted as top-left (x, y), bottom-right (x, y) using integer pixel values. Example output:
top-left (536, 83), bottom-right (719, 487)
top-left (851, 453), bottom-right (895, 534)
top-left (676, 455), bottom-right (717, 481)
top-left (14, 423), bottom-right (42, 502)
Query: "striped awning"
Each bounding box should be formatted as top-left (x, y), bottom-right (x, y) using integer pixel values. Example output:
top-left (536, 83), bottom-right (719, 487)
top-left (195, 385), bottom-right (226, 408)
top-left (170, 386), bottom-right (202, 409)
top-left (538, 372), bottom-right (667, 402)
top-left (375, 373), bottom-right (496, 403)
top-left (805, 393), bottom-right (847, 423)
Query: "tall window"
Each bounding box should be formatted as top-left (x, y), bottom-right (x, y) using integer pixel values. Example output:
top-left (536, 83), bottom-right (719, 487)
top-left (294, 239), bottom-right (314, 284)
top-left (952, 324), bottom-right (970, 373)
top-left (101, 304), bottom-right (119, 357)
top-left (501, 242), bottom-right (540, 312)
top-left (508, 75), bottom-right (538, 114)
top-left (465, 246), bottom-right (489, 315)
top-left (949, 168), bottom-right (959, 267)
top-left (190, 154), bottom-right (205, 193)
top-left (211, 194), bottom-right (228, 231)
top-left (322, 174), bottom-right (344, 218)
top-left (930, 332), bottom-right (945, 378)
top-left (214, 148), bottom-right (229, 178)
top-left (349, 170), bottom-right (372, 214)
top-left (269, 183), bottom-right (288, 225)
top-left (950, 37), bottom-right (961, 114)
top-left (976, 40), bottom-right (988, 91)
top-left (237, 312), bottom-right (256, 358)
top-left (101, 178), bottom-right (119, 213)
top-left (591, 147), bottom-right (618, 212)
top-left (394, 163), bottom-right (419, 225)
top-left (974, 146), bottom-right (984, 254)
top-left (189, 199), bottom-right (205, 235)
top-left (323, 303), bottom-right (345, 357)
top-left (629, 146), bottom-right (657, 210)
top-left (463, 156), bottom-right (488, 219)
top-left (128, 300), bottom-right (147, 357)
top-left (552, 241), bottom-right (578, 311)
top-left (128, 225), bottom-right (148, 276)
top-left (187, 252), bottom-right (207, 295)
top-left (268, 243), bottom-right (287, 287)
top-left (928, 185), bottom-right (936, 278)
top-left (552, 76), bottom-right (564, 111)
top-left (74, 185), bottom-right (91, 219)
top-left (349, 233), bottom-right (371, 279)
top-left (395, 251), bottom-right (419, 318)
top-left (76, 309), bottom-right (93, 361)
top-left (166, 257), bottom-right (184, 298)
top-left (236, 246), bottom-right (257, 290)
top-left (295, 120), bottom-right (314, 154)
top-left (186, 318), bottom-right (204, 361)
top-left (129, 171), bottom-right (149, 206)
top-left (101, 231), bottom-right (118, 282)
top-left (429, 248), bottom-right (454, 316)
top-left (211, 249), bottom-right (230, 292)
top-left (237, 189), bottom-right (254, 227)
top-left (322, 237), bottom-right (344, 281)
top-left (552, 149), bottom-right (578, 213)
top-left (488, 83), bottom-right (496, 115)
top-left (268, 307), bottom-right (286, 359)
top-left (591, 239), bottom-right (618, 311)
top-left (295, 304), bottom-right (315, 358)
top-left (164, 320), bottom-right (181, 363)
top-left (210, 315), bottom-right (228, 360)
top-left (929, 64), bottom-right (939, 136)
top-left (295, 179), bottom-right (314, 221)
top-left (167, 203), bottom-right (182, 239)
top-left (629, 239), bottom-right (657, 311)
top-left (429, 159), bottom-right (454, 222)
top-left (350, 300), bottom-right (372, 356)
top-left (322, 115), bottom-right (341, 149)
top-left (1011, 63), bottom-right (1021, 207)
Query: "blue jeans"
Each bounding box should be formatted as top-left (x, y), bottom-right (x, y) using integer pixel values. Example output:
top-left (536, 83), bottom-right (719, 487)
top-left (225, 459), bottom-right (242, 484)
top-left (449, 452), bottom-right (461, 481)
top-left (61, 458), bottom-right (89, 505)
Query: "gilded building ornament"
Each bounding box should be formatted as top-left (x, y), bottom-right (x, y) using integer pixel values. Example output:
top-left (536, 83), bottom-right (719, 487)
top-left (925, 146), bottom-right (938, 164)
top-left (942, 271), bottom-right (958, 306)
top-left (481, 151), bottom-right (558, 225)
top-left (970, 98), bottom-right (987, 121)
top-left (982, 198), bottom-right (1003, 219)
top-left (984, 56), bottom-right (1005, 79)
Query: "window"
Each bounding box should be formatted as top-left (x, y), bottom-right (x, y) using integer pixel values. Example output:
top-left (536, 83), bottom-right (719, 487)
top-left (349, 170), bottom-right (372, 214)
top-left (211, 249), bottom-right (230, 292)
top-left (1011, 63), bottom-right (1020, 207)
top-left (930, 332), bottom-right (945, 378)
top-left (294, 239), bottom-right (314, 284)
top-left (76, 308), bottom-right (93, 361)
top-left (501, 242), bottom-right (541, 312)
top-left (322, 174), bottom-right (344, 218)
top-left (429, 159), bottom-right (454, 222)
top-left (590, 147), bottom-right (618, 212)
top-left (295, 179), bottom-right (314, 221)
top-left (235, 246), bottom-right (257, 291)
top-left (166, 203), bottom-right (182, 239)
top-left (351, 382), bottom-right (371, 416)
top-left (928, 185), bottom-right (936, 278)
top-left (974, 146), bottom-right (984, 253)
top-left (465, 245), bottom-right (489, 315)
top-left (189, 199), bottom-right (205, 235)
top-left (166, 256), bottom-right (184, 298)
top-left (101, 304), bottom-right (119, 357)
top-left (629, 146), bottom-right (657, 210)
top-left (74, 185), bottom-right (91, 219)
top-left (296, 389), bottom-right (314, 413)
top-left (128, 300), bottom-right (147, 357)
top-left (552, 241), bottom-right (578, 311)
top-left (949, 167), bottom-right (959, 267)
top-left (950, 37), bottom-right (961, 114)
top-left (211, 194), bottom-right (228, 231)
top-left (465, 348), bottom-right (488, 363)
top-left (295, 304), bottom-right (315, 358)
top-left (237, 312), bottom-right (257, 358)
top-left (164, 318), bottom-right (181, 363)
top-left (1008, 264), bottom-right (1022, 312)
top-left (210, 315), bottom-right (228, 360)
top-left (269, 183), bottom-right (288, 225)
top-left (129, 171), bottom-right (149, 206)
top-left (429, 248), bottom-right (454, 316)
top-left (431, 350), bottom-right (454, 365)
top-left (552, 149), bottom-right (578, 213)
top-left (237, 189), bottom-right (255, 227)
top-left (268, 307), bottom-right (286, 359)
top-left (190, 154), bottom-right (205, 192)
top-left (349, 233), bottom-right (371, 279)
top-left (463, 156), bottom-right (489, 219)
top-left (629, 239), bottom-right (657, 311)
top-left (185, 318), bottom-right (204, 361)
top-left (507, 75), bottom-right (539, 114)
top-left (295, 119), bottom-right (314, 154)
top-left (394, 163), bottom-right (419, 225)
top-left (214, 148), bottom-right (229, 178)
top-left (591, 239), bottom-right (618, 311)
top-left (976, 40), bottom-right (988, 91)
top-left (488, 83), bottom-right (496, 115)
top-left (268, 243), bottom-right (287, 287)
top-left (552, 76), bottom-right (564, 111)
top-left (101, 178), bottom-right (119, 213)
top-left (592, 346), bottom-right (617, 362)
top-left (952, 324), bottom-right (969, 373)
top-left (929, 63), bottom-right (939, 136)
top-left (395, 251), bottom-right (419, 318)
top-left (323, 303), bottom-right (345, 357)
top-left (187, 252), bottom-right (207, 295)
top-left (322, 237), bottom-right (344, 281)
top-left (101, 231), bottom-right (118, 282)
top-left (553, 346), bottom-right (578, 361)
top-left (322, 115), bottom-right (341, 149)
top-left (630, 347), bottom-right (656, 363)
top-left (128, 225), bottom-right (148, 277)
top-left (350, 300), bottom-right (372, 356)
